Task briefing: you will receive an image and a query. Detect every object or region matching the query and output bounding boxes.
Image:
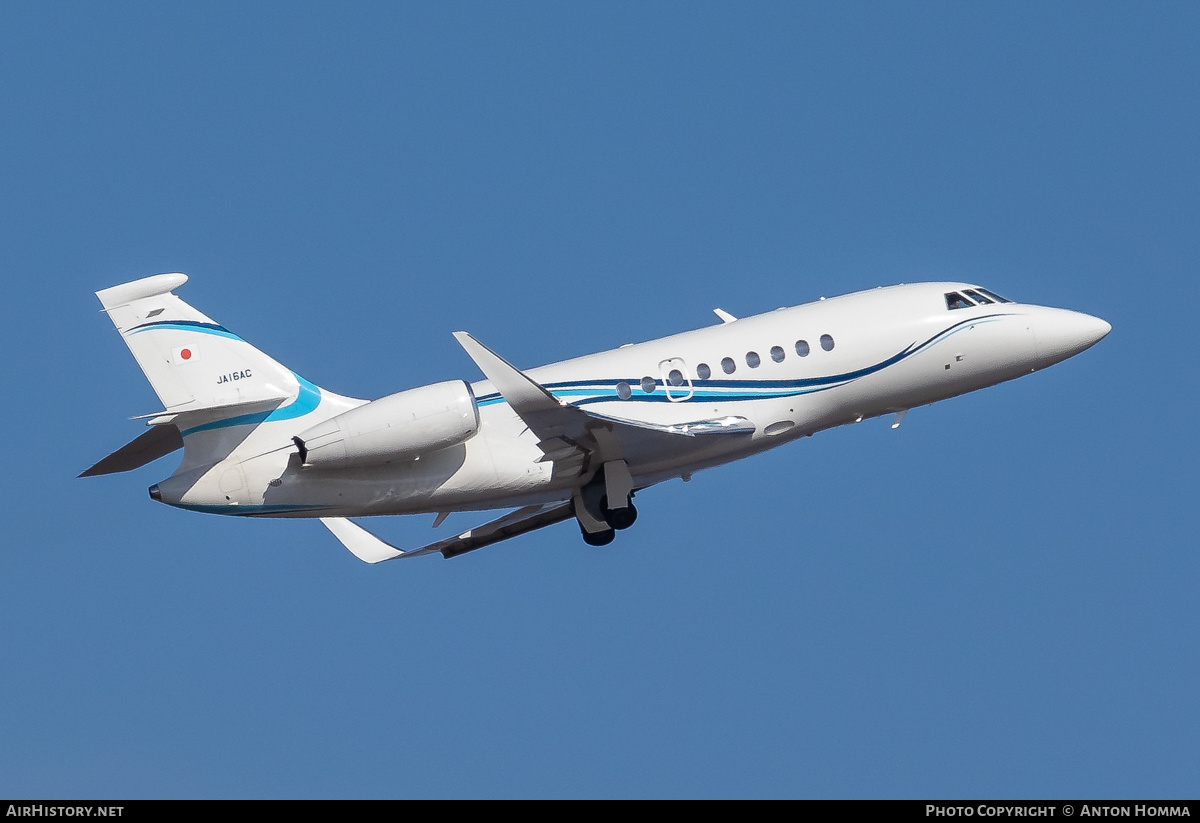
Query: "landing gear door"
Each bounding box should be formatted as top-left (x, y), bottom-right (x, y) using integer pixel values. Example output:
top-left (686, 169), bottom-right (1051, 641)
top-left (658, 358), bottom-right (693, 402)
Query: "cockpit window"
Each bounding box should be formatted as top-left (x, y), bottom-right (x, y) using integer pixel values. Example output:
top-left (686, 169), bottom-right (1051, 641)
top-left (945, 292), bottom-right (975, 310)
top-left (974, 287), bottom-right (1011, 303)
top-left (962, 289), bottom-right (993, 304)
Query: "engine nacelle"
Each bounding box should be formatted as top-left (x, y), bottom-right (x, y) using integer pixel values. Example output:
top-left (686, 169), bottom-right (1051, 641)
top-left (295, 380), bottom-right (479, 468)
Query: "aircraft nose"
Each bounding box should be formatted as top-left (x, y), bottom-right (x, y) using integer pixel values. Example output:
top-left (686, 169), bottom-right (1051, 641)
top-left (1033, 308), bottom-right (1111, 369)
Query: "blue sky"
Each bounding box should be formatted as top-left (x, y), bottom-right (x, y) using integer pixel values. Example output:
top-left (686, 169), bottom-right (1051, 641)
top-left (2, 2), bottom-right (1197, 798)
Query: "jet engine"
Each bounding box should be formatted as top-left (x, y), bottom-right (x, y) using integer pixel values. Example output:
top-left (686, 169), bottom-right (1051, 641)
top-left (294, 380), bottom-right (479, 468)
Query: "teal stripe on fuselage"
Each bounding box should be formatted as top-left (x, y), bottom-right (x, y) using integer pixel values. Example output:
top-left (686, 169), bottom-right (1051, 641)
top-left (476, 376), bottom-right (854, 407)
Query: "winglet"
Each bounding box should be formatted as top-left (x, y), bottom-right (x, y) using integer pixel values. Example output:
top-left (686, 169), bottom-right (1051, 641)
top-left (452, 331), bottom-right (563, 413)
top-left (320, 517), bottom-right (405, 563)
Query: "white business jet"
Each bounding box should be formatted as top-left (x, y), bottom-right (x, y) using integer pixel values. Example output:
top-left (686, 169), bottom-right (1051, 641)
top-left (82, 274), bottom-right (1109, 562)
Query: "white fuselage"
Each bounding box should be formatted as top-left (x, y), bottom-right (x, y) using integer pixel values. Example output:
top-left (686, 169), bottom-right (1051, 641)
top-left (150, 282), bottom-right (1109, 518)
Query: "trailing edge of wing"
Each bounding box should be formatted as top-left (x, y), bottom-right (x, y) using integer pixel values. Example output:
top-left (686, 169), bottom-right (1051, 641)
top-left (320, 502), bottom-right (575, 563)
top-left (79, 424), bottom-right (184, 477)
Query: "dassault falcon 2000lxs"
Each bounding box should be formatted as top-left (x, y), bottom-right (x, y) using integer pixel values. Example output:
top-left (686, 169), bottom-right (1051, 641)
top-left (82, 274), bottom-right (1109, 563)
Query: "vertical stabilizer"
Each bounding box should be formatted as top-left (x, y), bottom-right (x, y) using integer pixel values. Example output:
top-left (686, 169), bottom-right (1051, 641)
top-left (87, 274), bottom-right (363, 480)
top-left (96, 273), bottom-right (299, 411)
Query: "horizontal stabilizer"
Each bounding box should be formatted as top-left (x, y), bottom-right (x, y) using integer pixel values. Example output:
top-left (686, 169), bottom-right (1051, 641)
top-left (79, 424), bottom-right (183, 477)
top-left (132, 395), bottom-right (289, 425)
top-left (320, 502), bottom-right (574, 563)
top-left (81, 395), bottom-right (296, 478)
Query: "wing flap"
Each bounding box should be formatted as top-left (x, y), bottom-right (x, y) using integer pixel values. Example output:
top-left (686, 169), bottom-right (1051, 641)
top-left (320, 502), bottom-right (575, 563)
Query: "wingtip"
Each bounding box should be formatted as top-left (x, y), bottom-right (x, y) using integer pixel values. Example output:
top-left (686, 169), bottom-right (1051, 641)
top-left (320, 517), bottom-right (405, 564)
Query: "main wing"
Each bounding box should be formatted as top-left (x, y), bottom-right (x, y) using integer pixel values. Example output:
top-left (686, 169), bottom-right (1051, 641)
top-left (453, 331), bottom-right (754, 471)
top-left (324, 333), bottom-right (755, 563)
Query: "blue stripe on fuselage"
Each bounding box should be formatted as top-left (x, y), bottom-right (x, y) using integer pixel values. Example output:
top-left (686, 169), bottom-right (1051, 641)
top-left (474, 313), bottom-right (1013, 408)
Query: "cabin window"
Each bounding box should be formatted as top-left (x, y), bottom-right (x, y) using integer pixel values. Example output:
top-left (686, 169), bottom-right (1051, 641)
top-left (945, 292), bottom-right (974, 310)
top-left (640, 376), bottom-right (656, 394)
top-left (820, 334), bottom-right (835, 352)
top-left (770, 345), bottom-right (785, 363)
top-left (795, 339), bottom-right (810, 357)
top-left (668, 369), bottom-right (685, 387)
top-left (721, 357), bottom-right (736, 374)
top-left (696, 363), bottom-right (711, 380)
top-left (616, 381), bottom-right (632, 400)
top-left (746, 351), bottom-right (761, 368)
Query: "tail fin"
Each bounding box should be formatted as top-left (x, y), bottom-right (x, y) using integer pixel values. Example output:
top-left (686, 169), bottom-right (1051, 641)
top-left (96, 273), bottom-right (300, 412)
top-left (87, 273), bottom-right (361, 478)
